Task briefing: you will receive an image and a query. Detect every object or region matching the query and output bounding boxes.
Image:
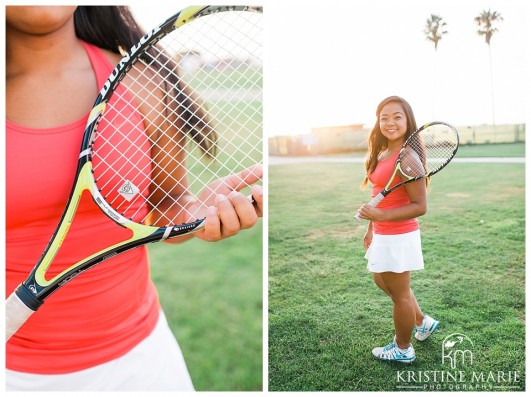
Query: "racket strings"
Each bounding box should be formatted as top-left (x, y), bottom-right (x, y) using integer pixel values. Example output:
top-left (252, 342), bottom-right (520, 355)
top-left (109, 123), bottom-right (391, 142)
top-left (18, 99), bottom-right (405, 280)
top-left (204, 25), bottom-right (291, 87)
top-left (93, 122), bottom-right (152, 193)
top-left (143, 45), bottom-right (261, 224)
top-left (91, 9), bottom-right (262, 227)
top-left (401, 124), bottom-right (459, 178)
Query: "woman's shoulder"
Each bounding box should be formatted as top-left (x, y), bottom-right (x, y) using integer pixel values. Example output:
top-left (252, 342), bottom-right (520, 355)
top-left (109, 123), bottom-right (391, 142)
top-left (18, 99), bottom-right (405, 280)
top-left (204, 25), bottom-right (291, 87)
top-left (101, 48), bottom-right (122, 66)
top-left (81, 41), bottom-right (121, 68)
top-left (85, 43), bottom-right (162, 102)
top-left (377, 149), bottom-right (399, 162)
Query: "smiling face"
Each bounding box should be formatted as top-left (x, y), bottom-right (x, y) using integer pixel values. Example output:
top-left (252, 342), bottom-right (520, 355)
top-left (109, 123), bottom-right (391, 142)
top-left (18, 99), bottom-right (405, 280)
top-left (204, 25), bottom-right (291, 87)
top-left (378, 101), bottom-right (408, 145)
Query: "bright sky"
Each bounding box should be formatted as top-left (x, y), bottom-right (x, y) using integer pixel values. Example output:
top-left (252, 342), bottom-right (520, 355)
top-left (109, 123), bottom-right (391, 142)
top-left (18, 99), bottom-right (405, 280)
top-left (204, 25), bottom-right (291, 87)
top-left (129, 0), bottom-right (527, 136)
top-left (263, 0), bottom-right (527, 136)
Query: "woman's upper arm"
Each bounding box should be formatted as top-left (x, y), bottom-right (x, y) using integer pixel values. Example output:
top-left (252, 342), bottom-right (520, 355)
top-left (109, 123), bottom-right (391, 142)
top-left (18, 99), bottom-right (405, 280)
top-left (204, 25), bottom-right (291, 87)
top-left (404, 178), bottom-right (427, 215)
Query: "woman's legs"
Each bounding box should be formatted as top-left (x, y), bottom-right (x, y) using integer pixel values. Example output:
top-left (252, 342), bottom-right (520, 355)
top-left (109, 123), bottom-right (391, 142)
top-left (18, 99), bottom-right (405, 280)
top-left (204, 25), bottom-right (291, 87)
top-left (377, 271), bottom-right (416, 349)
top-left (373, 272), bottom-right (424, 327)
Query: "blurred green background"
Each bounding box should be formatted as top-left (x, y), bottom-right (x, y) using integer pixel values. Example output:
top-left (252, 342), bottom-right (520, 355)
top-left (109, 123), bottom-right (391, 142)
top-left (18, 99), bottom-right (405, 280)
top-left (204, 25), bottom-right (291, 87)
top-left (150, 220), bottom-right (263, 391)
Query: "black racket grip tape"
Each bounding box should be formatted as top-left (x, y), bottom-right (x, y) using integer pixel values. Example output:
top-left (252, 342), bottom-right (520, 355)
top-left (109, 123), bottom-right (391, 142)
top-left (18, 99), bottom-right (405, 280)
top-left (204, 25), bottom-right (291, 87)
top-left (15, 283), bottom-right (43, 311)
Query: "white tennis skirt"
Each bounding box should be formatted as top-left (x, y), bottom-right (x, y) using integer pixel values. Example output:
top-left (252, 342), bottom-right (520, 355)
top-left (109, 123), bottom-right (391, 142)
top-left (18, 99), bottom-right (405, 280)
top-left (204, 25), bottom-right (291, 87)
top-left (6, 310), bottom-right (194, 391)
top-left (365, 229), bottom-right (424, 273)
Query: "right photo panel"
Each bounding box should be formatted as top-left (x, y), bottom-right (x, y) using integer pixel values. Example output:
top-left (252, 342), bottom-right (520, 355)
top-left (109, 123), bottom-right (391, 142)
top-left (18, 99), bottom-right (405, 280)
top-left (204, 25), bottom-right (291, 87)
top-left (267, 0), bottom-right (526, 392)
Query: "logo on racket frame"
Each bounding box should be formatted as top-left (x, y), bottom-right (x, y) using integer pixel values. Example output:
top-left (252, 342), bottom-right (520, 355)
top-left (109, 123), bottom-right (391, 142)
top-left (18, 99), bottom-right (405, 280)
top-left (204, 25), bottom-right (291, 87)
top-left (118, 180), bottom-right (140, 201)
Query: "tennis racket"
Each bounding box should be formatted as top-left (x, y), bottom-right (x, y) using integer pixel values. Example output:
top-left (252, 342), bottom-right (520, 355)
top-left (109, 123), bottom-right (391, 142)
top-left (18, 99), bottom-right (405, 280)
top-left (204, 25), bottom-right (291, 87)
top-left (6, 5), bottom-right (263, 341)
top-left (354, 121), bottom-right (459, 222)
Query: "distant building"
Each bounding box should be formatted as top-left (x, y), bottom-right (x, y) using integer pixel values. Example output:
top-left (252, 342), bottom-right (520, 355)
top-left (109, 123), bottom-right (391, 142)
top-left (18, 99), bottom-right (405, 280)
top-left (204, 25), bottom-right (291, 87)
top-left (269, 124), bottom-right (370, 156)
top-left (311, 124), bottom-right (369, 153)
top-left (269, 123), bottom-right (525, 156)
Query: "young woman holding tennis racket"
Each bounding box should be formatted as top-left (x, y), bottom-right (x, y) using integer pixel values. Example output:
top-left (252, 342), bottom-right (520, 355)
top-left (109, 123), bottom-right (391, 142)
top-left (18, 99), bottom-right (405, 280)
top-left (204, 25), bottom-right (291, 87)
top-left (6, 6), bottom-right (262, 390)
top-left (357, 96), bottom-right (444, 363)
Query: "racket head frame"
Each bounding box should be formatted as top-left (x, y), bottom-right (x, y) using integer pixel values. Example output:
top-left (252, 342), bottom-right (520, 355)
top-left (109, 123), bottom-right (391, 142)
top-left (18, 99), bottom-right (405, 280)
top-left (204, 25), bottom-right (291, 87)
top-left (354, 121), bottom-right (459, 222)
top-left (382, 121), bottom-right (460, 195)
top-left (10, 5), bottom-right (263, 310)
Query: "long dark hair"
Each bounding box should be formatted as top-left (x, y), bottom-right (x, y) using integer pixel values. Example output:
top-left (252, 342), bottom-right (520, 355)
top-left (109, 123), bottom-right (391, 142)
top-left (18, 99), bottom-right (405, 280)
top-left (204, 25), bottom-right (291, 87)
top-left (74, 6), bottom-right (216, 157)
top-left (361, 96), bottom-right (417, 189)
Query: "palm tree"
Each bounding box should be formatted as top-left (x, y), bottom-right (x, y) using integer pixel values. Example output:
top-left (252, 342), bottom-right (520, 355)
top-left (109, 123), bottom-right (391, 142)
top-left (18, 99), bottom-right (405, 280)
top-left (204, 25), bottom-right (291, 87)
top-left (424, 14), bottom-right (448, 119)
top-left (424, 14), bottom-right (448, 51)
top-left (475, 9), bottom-right (503, 126)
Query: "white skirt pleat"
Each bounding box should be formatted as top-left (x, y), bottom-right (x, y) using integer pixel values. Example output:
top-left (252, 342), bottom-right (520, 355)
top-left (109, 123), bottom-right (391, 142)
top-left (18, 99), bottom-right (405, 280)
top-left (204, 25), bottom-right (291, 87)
top-left (365, 229), bottom-right (424, 273)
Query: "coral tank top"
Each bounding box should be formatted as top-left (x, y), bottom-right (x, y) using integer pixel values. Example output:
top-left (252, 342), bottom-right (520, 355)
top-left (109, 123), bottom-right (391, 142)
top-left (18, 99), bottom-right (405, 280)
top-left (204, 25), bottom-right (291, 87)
top-left (6, 41), bottom-right (159, 374)
top-left (369, 151), bottom-right (419, 235)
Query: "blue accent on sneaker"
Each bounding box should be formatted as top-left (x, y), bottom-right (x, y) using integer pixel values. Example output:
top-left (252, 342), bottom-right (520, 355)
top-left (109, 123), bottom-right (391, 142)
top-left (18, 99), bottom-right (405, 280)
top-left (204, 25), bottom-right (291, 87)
top-left (414, 315), bottom-right (439, 341)
top-left (372, 341), bottom-right (416, 363)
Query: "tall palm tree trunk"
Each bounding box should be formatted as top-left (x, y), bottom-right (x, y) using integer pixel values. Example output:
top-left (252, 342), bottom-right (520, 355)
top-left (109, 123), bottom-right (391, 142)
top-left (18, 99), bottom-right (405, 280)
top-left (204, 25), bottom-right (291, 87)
top-left (432, 51), bottom-right (437, 120)
top-left (488, 44), bottom-right (495, 127)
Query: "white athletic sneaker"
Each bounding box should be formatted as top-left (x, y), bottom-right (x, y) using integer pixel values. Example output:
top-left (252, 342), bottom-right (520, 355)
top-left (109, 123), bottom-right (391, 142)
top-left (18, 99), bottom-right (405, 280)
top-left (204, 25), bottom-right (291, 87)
top-left (372, 339), bottom-right (416, 363)
top-left (414, 315), bottom-right (439, 341)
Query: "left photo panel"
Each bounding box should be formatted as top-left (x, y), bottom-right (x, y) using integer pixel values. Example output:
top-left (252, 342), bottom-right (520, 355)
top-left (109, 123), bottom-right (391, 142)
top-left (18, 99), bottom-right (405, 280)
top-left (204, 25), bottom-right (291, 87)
top-left (5, 4), bottom-right (263, 391)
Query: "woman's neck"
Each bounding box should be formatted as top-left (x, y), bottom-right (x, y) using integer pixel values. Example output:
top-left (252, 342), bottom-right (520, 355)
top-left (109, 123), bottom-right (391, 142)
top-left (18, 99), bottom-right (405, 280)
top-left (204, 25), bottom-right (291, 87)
top-left (6, 17), bottom-right (82, 77)
top-left (6, 19), bottom-right (98, 128)
top-left (386, 139), bottom-right (404, 153)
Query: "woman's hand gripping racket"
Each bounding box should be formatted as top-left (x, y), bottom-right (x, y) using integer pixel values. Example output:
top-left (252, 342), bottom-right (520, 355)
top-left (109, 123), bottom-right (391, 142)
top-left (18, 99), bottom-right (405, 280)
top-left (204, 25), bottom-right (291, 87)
top-left (355, 121), bottom-right (459, 222)
top-left (6, 6), bottom-right (263, 341)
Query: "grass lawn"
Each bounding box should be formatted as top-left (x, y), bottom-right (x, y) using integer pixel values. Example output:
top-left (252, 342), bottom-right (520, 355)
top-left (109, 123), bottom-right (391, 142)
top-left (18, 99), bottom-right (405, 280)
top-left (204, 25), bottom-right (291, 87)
top-left (455, 142), bottom-right (525, 158)
top-left (149, 220), bottom-right (263, 391)
top-left (313, 142), bottom-right (524, 159)
top-left (268, 161), bottom-right (525, 391)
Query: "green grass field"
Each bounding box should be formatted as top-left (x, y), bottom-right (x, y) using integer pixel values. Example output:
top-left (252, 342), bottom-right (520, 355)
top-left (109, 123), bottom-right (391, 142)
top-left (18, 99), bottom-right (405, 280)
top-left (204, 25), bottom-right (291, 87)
top-left (184, 65), bottom-right (263, 90)
top-left (455, 142), bottom-right (525, 158)
top-left (149, 220), bottom-right (262, 391)
top-left (268, 161), bottom-right (525, 391)
top-left (316, 142), bottom-right (524, 159)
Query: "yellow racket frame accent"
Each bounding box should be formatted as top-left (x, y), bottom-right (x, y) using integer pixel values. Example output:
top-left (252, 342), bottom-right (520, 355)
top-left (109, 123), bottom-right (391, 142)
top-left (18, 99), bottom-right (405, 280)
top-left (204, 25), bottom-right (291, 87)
top-left (34, 162), bottom-right (156, 287)
top-left (174, 5), bottom-right (206, 27)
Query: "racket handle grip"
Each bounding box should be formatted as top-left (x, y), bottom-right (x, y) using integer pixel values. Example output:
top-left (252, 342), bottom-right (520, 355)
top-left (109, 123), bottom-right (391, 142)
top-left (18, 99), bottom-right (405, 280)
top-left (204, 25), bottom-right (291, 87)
top-left (6, 284), bottom-right (42, 342)
top-left (354, 192), bottom-right (385, 222)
